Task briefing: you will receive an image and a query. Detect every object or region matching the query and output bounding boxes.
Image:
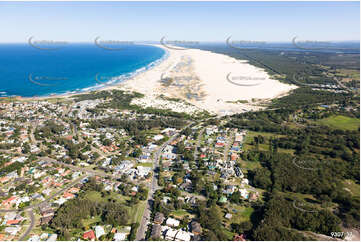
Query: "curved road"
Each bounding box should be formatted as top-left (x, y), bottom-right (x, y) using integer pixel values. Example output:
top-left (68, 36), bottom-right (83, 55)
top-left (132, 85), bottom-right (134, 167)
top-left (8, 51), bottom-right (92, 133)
top-left (18, 209), bottom-right (35, 241)
top-left (0, 176), bottom-right (86, 240)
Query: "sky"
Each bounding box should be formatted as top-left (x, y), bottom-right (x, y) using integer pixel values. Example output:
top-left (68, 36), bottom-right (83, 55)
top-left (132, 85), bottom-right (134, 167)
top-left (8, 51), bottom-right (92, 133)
top-left (0, 1), bottom-right (359, 43)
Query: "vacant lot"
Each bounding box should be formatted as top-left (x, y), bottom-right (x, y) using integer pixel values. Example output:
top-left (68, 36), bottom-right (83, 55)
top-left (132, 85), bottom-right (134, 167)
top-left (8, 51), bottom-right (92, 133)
top-left (316, 115), bottom-right (359, 130)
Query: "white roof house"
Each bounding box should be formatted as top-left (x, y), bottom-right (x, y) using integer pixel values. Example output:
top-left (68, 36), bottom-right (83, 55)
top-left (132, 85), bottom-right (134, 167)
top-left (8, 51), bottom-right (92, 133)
top-left (239, 188), bottom-right (249, 199)
top-left (114, 232), bottom-right (127, 241)
top-left (136, 166), bottom-right (151, 177)
top-left (166, 218), bottom-right (180, 227)
top-left (47, 234), bottom-right (58, 241)
top-left (54, 197), bottom-right (67, 205)
top-left (153, 134), bottom-right (164, 141)
top-left (175, 230), bottom-right (192, 241)
top-left (4, 212), bottom-right (17, 221)
top-left (28, 235), bottom-right (40, 241)
top-left (5, 226), bottom-right (20, 235)
top-left (95, 225), bottom-right (106, 239)
top-left (165, 228), bottom-right (178, 240)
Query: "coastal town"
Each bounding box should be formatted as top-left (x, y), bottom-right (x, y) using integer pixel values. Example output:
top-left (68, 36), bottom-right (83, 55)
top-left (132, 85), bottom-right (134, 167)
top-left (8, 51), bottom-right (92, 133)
top-left (1, 1), bottom-right (360, 241)
top-left (0, 90), bottom-right (263, 241)
top-left (0, 43), bottom-right (359, 241)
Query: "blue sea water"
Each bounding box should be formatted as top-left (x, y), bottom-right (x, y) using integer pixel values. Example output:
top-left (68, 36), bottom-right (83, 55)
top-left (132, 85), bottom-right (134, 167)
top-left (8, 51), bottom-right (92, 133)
top-left (0, 44), bottom-right (166, 97)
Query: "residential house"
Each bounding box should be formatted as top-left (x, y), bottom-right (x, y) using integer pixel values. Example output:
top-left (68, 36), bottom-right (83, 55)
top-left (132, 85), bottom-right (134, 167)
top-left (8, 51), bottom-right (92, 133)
top-left (175, 230), bottom-right (192, 241)
top-left (95, 225), bottom-right (106, 239)
top-left (166, 218), bottom-right (180, 227)
top-left (47, 234), bottom-right (57, 241)
top-left (1, 196), bottom-right (18, 208)
top-left (151, 224), bottom-right (162, 239)
top-left (114, 232), bottom-right (127, 241)
top-left (234, 234), bottom-right (246, 241)
top-left (165, 228), bottom-right (178, 240)
top-left (83, 230), bottom-right (96, 241)
top-left (190, 221), bottom-right (202, 235)
top-left (154, 212), bottom-right (165, 224)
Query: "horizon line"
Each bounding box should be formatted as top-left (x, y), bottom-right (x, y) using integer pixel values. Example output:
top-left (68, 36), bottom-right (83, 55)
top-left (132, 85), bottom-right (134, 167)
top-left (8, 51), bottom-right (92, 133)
top-left (0, 40), bottom-right (360, 44)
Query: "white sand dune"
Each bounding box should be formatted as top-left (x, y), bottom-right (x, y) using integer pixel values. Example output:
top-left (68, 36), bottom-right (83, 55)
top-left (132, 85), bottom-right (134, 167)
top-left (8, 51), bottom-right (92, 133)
top-left (119, 45), bottom-right (297, 116)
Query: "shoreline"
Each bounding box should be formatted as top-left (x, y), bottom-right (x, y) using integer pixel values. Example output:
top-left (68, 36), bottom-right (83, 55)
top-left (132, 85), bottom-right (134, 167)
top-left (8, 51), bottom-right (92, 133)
top-left (12, 44), bottom-right (170, 101)
top-left (10, 44), bottom-right (297, 116)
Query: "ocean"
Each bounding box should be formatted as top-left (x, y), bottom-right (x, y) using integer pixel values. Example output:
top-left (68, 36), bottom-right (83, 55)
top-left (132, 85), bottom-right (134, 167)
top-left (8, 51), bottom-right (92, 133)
top-left (0, 44), bottom-right (166, 97)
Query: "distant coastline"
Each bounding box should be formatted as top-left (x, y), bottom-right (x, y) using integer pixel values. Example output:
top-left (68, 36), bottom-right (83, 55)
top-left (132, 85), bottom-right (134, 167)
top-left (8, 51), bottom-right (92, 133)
top-left (0, 43), bottom-right (166, 99)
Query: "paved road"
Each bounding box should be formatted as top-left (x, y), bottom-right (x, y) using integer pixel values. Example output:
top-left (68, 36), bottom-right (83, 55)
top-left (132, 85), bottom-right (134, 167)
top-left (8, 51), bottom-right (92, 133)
top-left (29, 120), bottom-right (39, 145)
top-left (18, 209), bottom-right (35, 241)
top-left (135, 122), bottom-right (194, 241)
top-left (0, 175), bottom-right (86, 213)
top-left (334, 78), bottom-right (355, 94)
top-left (223, 130), bottom-right (234, 162)
top-left (40, 157), bottom-right (116, 179)
top-left (0, 175), bottom-right (86, 240)
top-left (193, 127), bottom-right (205, 161)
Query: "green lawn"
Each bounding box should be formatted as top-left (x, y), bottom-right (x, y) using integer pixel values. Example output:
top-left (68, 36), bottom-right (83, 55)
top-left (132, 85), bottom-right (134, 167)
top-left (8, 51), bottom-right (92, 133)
top-left (82, 216), bottom-right (101, 228)
top-left (224, 204), bottom-right (255, 226)
top-left (128, 201), bottom-right (146, 224)
top-left (86, 190), bottom-right (102, 202)
top-left (222, 229), bottom-right (236, 240)
top-left (316, 115), bottom-right (360, 131)
top-left (239, 160), bottom-right (261, 170)
top-left (170, 209), bottom-right (193, 219)
top-left (229, 206), bottom-right (254, 224)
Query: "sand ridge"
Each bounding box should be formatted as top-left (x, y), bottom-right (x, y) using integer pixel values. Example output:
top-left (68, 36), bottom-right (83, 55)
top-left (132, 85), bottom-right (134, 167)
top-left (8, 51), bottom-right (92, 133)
top-left (119, 45), bottom-right (297, 116)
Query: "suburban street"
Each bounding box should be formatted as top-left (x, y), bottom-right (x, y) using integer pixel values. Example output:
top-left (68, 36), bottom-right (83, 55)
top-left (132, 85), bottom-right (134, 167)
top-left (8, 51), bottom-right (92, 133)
top-left (18, 210), bottom-right (35, 241)
top-left (135, 122), bottom-right (194, 240)
top-left (0, 175), bottom-right (86, 240)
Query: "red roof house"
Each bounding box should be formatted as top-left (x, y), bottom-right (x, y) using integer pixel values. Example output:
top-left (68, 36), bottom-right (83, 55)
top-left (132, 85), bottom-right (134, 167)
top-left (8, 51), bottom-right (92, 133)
top-left (83, 230), bottom-right (96, 241)
top-left (6, 220), bottom-right (21, 225)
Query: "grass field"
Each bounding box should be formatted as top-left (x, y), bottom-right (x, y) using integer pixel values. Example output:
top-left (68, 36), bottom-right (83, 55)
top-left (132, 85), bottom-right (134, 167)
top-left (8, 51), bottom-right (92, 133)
top-left (170, 209), bottom-right (193, 219)
top-left (239, 160), bottom-right (261, 170)
top-left (336, 69), bottom-right (360, 80)
top-left (243, 131), bottom-right (294, 154)
top-left (82, 216), bottom-right (101, 228)
top-left (85, 190), bottom-right (145, 224)
top-left (316, 115), bottom-right (360, 131)
top-left (228, 204), bottom-right (254, 224)
top-left (128, 201), bottom-right (146, 224)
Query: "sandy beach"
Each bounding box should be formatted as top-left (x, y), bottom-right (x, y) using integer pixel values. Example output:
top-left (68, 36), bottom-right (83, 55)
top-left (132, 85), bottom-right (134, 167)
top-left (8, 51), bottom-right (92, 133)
top-left (18, 44), bottom-right (297, 116)
top-left (118, 44), bottom-right (297, 116)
